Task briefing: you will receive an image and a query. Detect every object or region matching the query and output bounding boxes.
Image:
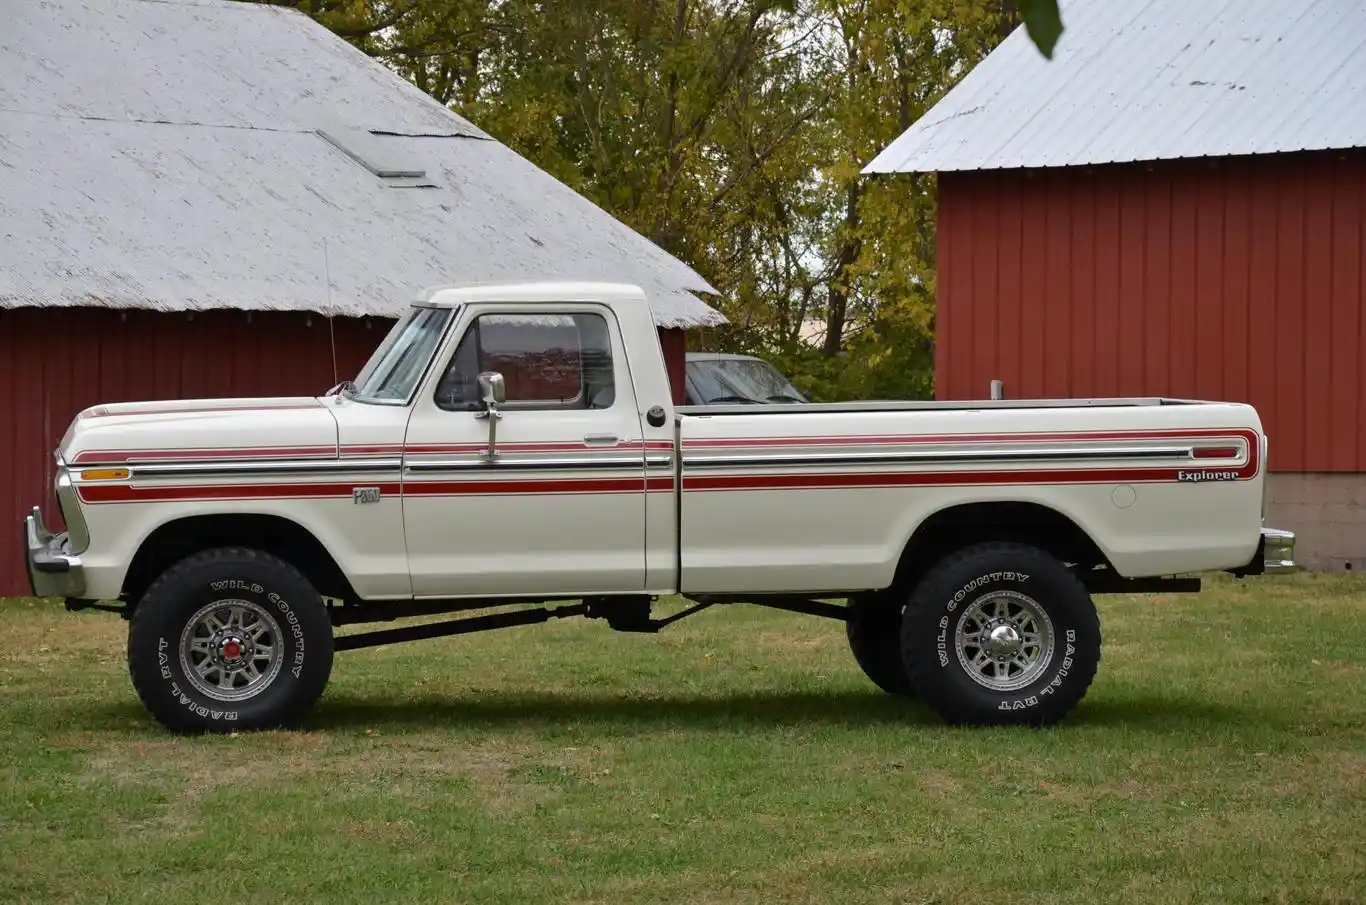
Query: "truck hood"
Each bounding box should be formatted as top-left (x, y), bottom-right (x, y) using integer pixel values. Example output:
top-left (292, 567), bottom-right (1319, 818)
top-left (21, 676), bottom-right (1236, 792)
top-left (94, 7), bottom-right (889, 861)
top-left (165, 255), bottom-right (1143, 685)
top-left (60, 397), bottom-right (339, 466)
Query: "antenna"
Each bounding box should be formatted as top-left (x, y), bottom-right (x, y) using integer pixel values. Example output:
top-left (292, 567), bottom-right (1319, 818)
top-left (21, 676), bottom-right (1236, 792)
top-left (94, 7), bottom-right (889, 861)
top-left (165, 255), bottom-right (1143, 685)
top-left (323, 238), bottom-right (338, 386)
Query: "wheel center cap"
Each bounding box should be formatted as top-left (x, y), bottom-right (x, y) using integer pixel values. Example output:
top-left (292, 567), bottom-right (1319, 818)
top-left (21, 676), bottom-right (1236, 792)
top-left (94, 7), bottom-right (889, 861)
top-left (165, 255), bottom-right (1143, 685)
top-left (219, 637), bottom-right (246, 662)
top-left (983, 623), bottom-right (1022, 657)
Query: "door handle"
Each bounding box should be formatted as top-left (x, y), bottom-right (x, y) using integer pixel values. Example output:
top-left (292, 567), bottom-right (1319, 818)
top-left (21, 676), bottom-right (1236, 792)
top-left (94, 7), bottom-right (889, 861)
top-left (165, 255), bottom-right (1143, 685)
top-left (583, 433), bottom-right (619, 446)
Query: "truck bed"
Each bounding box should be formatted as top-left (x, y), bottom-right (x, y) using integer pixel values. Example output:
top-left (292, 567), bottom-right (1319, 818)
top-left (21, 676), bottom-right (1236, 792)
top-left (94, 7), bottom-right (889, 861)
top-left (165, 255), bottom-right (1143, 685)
top-left (674, 396), bottom-right (1265, 594)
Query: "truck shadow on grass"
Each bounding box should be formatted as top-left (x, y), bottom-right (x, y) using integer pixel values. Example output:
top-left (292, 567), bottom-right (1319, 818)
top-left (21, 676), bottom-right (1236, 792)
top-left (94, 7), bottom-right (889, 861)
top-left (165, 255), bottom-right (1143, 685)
top-left (61, 690), bottom-right (1281, 736)
top-left (298, 689), bottom-right (1274, 734)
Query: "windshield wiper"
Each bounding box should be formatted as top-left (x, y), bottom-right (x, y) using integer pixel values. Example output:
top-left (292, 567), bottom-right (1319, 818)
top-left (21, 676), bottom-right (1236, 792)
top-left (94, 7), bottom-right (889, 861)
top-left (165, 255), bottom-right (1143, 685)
top-left (766, 393), bottom-right (806, 403)
top-left (705, 394), bottom-right (763, 404)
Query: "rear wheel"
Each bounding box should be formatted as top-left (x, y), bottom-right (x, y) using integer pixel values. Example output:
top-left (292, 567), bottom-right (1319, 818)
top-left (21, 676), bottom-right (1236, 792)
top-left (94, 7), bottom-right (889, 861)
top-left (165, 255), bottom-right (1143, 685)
top-left (127, 548), bottom-right (334, 733)
top-left (846, 593), bottom-right (915, 697)
top-left (901, 542), bottom-right (1100, 726)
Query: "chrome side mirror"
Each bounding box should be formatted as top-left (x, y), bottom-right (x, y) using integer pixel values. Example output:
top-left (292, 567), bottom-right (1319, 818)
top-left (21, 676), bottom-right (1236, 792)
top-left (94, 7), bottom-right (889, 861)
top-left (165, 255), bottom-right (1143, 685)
top-left (477, 371), bottom-right (506, 407)
top-left (474, 371), bottom-right (506, 461)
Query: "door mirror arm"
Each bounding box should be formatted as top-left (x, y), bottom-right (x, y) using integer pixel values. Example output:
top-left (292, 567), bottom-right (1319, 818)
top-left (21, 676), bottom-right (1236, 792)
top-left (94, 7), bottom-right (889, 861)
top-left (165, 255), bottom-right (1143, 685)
top-left (474, 371), bottom-right (506, 462)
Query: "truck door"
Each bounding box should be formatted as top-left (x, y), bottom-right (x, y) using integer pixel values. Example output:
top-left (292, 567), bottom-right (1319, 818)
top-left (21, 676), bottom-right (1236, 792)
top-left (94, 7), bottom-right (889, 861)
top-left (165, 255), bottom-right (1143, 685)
top-left (400, 304), bottom-right (649, 597)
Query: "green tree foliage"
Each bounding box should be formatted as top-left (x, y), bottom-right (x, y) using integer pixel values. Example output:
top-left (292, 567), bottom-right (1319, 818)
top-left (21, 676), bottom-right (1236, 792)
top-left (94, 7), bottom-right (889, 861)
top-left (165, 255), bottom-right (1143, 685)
top-left (254, 0), bottom-right (1018, 400)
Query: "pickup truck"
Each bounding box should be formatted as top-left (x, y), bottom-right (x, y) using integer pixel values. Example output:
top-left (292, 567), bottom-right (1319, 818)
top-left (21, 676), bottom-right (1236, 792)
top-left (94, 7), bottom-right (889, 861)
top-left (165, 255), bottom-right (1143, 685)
top-left (25, 280), bottom-right (1296, 733)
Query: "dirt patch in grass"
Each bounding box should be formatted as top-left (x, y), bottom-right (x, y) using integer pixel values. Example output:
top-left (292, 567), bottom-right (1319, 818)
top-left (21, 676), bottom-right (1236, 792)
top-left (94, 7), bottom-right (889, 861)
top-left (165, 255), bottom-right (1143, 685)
top-left (80, 730), bottom-right (615, 820)
top-left (0, 608), bottom-right (124, 666)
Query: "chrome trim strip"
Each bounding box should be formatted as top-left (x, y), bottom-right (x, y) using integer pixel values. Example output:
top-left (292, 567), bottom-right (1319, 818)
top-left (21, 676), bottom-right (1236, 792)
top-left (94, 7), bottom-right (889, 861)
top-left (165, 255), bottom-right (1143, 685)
top-left (682, 445), bottom-right (1204, 470)
top-left (405, 454), bottom-right (654, 472)
top-left (129, 458), bottom-right (404, 478)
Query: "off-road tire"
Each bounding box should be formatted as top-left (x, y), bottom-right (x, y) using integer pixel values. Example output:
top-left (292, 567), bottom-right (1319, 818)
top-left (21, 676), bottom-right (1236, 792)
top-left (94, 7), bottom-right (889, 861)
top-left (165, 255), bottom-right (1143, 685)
top-left (901, 542), bottom-right (1100, 727)
top-left (127, 548), bottom-right (334, 734)
top-left (846, 593), bottom-right (915, 697)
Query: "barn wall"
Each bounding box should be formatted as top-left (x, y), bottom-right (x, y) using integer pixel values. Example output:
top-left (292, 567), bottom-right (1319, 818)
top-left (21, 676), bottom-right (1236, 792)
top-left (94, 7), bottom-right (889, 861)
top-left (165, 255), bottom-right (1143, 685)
top-left (1, 308), bottom-right (388, 596)
top-left (658, 327), bottom-right (687, 406)
top-left (936, 148), bottom-right (1366, 474)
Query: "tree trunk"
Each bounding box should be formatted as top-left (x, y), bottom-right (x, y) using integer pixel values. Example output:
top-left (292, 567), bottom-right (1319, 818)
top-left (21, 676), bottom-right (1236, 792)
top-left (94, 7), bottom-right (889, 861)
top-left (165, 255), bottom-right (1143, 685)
top-left (823, 183), bottom-right (862, 357)
top-left (998, 0), bottom-right (1019, 39)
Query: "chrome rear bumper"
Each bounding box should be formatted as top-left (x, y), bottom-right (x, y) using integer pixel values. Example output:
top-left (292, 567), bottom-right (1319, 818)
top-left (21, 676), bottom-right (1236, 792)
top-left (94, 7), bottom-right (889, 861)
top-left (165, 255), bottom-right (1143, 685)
top-left (24, 506), bottom-right (86, 598)
top-left (1260, 527), bottom-right (1297, 575)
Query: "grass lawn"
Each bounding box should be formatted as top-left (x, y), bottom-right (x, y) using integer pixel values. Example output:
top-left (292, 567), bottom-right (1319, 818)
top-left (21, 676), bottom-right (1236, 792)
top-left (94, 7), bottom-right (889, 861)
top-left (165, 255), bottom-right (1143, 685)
top-left (1, 573), bottom-right (1364, 905)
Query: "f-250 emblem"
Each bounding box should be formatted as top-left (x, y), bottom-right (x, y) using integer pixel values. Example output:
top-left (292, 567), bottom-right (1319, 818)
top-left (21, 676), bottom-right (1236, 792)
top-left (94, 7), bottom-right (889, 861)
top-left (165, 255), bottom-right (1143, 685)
top-left (352, 487), bottom-right (382, 504)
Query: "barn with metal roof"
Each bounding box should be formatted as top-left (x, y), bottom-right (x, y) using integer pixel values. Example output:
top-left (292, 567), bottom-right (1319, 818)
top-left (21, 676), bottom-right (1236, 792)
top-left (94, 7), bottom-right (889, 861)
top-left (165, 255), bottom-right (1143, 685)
top-left (0, 0), bottom-right (723, 594)
top-left (865, 0), bottom-right (1366, 571)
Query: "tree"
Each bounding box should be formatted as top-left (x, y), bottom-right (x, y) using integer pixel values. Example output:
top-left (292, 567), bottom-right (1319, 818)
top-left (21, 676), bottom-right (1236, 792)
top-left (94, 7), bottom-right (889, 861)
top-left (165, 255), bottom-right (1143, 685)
top-left (244, 0), bottom-right (1016, 401)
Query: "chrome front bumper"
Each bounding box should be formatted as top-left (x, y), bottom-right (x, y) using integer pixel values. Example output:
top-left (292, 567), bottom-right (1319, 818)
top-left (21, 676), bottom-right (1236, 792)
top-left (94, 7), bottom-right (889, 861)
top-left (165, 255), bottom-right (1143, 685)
top-left (24, 506), bottom-right (87, 598)
top-left (1260, 527), bottom-right (1297, 574)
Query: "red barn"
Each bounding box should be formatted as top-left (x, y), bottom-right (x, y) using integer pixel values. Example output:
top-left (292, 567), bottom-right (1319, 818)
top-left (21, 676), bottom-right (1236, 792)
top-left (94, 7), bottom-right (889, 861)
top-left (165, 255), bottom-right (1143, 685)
top-left (0, 0), bottom-right (721, 595)
top-left (865, 0), bottom-right (1366, 571)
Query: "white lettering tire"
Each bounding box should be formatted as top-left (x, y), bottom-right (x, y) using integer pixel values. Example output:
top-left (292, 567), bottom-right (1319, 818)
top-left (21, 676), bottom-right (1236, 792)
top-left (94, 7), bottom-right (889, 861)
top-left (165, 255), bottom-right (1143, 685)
top-left (901, 542), bottom-right (1101, 727)
top-left (127, 548), bottom-right (334, 734)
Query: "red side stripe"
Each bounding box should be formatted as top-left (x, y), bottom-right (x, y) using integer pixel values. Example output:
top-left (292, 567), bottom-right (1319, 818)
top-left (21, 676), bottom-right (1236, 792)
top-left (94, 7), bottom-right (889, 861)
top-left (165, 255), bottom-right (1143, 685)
top-left (77, 439), bottom-right (676, 464)
top-left (682, 427), bottom-right (1254, 449)
top-left (78, 477), bottom-right (674, 504)
top-left (683, 464), bottom-right (1254, 493)
top-left (73, 446), bottom-right (335, 465)
top-left (79, 482), bottom-right (404, 504)
top-left (80, 402), bottom-right (322, 419)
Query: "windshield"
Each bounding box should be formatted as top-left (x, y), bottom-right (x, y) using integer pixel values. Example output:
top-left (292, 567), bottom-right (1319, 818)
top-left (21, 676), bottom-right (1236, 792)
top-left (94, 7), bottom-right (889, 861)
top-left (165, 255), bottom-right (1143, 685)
top-left (686, 357), bottom-right (808, 404)
top-left (351, 306), bottom-right (454, 402)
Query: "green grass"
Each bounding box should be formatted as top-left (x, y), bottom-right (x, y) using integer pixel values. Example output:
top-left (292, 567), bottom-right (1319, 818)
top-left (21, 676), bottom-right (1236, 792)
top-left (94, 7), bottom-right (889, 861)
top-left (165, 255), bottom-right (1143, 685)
top-left (1, 573), bottom-right (1364, 905)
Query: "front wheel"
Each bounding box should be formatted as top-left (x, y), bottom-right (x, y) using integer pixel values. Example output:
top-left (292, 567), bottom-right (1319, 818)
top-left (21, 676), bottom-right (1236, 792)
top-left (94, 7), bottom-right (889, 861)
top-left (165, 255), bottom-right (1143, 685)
top-left (127, 548), bottom-right (334, 733)
top-left (901, 542), bottom-right (1101, 726)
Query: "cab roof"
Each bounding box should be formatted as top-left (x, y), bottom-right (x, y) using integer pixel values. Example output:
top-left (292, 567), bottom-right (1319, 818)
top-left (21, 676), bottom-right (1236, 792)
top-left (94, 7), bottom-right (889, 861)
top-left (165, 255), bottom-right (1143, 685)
top-left (413, 280), bottom-right (650, 309)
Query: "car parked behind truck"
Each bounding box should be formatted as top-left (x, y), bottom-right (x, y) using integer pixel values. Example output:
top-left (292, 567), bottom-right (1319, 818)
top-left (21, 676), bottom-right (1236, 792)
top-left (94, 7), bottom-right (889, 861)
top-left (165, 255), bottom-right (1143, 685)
top-left (26, 280), bottom-right (1296, 733)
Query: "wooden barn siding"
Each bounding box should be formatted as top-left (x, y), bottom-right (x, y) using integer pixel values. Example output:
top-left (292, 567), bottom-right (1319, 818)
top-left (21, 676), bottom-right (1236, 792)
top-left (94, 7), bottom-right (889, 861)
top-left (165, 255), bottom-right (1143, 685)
top-left (2, 309), bottom-right (691, 596)
top-left (936, 149), bottom-right (1366, 473)
top-left (658, 327), bottom-right (688, 405)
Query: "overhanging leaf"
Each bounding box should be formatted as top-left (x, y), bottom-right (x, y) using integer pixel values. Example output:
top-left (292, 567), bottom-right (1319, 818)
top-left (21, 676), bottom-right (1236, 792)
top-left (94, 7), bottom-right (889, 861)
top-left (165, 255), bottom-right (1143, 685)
top-left (1017, 0), bottom-right (1063, 59)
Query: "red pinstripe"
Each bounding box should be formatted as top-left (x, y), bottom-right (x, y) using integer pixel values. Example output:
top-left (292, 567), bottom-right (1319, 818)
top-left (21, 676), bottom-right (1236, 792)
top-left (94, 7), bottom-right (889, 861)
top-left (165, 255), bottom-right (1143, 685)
top-left (680, 427), bottom-right (1254, 448)
top-left (78, 476), bottom-right (676, 504)
top-left (74, 439), bottom-right (675, 464)
top-left (79, 402), bottom-right (322, 420)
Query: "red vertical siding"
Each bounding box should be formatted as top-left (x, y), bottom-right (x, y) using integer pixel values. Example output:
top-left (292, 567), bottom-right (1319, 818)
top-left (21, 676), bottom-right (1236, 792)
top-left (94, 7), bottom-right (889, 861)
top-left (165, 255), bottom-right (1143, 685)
top-left (936, 149), bottom-right (1366, 473)
top-left (657, 327), bottom-right (687, 406)
top-left (1, 309), bottom-right (390, 596)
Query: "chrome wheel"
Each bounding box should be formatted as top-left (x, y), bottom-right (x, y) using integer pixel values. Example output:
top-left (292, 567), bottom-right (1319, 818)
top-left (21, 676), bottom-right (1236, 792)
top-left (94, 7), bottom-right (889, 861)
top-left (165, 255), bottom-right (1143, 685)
top-left (954, 591), bottom-right (1055, 692)
top-left (179, 599), bottom-right (285, 702)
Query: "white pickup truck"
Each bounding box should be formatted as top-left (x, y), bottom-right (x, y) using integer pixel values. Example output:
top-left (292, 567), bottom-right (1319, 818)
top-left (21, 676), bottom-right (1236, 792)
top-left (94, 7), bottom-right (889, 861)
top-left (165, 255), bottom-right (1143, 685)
top-left (26, 281), bottom-right (1295, 733)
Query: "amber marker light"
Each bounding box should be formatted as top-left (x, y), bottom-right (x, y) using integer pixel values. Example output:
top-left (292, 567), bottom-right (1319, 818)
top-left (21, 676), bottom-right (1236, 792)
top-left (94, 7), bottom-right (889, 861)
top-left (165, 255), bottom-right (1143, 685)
top-left (80, 468), bottom-right (131, 481)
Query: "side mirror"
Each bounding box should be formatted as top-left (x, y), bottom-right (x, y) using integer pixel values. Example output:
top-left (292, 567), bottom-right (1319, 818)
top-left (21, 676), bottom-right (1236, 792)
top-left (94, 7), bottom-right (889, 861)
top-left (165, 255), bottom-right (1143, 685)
top-left (477, 371), bottom-right (506, 407)
top-left (474, 371), bottom-right (505, 462)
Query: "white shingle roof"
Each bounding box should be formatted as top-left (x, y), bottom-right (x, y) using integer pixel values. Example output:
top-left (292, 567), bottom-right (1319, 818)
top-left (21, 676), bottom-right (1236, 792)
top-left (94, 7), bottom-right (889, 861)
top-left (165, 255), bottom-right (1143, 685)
top-left (0, 0), bottom-right (724, 328)
top-left (863, 0), bottom-right (1366, 174)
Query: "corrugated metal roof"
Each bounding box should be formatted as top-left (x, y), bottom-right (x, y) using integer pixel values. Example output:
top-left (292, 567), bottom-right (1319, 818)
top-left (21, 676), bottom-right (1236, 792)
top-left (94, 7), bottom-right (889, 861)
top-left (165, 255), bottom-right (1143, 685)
top-left (863, 0), bottom-right (1366, 174)
top-left (0, 0), bottom-right (723, 328)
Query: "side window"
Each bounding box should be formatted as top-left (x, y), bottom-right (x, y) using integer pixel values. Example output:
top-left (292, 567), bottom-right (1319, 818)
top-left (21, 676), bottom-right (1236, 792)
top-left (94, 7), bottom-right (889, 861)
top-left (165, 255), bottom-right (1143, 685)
top-left (435, 312), bottom-right (616, 411)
